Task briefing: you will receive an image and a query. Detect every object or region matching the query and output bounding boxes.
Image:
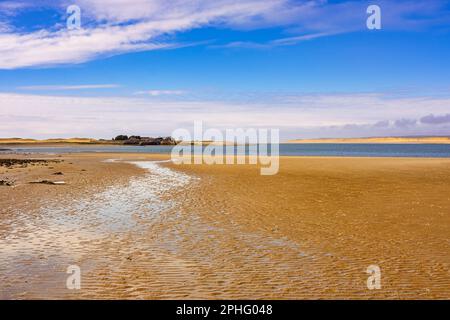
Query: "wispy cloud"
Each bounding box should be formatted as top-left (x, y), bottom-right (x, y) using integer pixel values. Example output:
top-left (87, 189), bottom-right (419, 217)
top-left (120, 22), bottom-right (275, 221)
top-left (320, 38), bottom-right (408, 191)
top-left (134, 90), bottom-right (187, 96)
top-left (18, 84), bottom-right (121, 90)
top-left (0, 26), bottom-right (181, 69)
top-left (211, 31), bottom-right (338, 49)
top-left (0, 0), bottom-right (448, 69)
top-left (0, 0), bottom-right (286, 69)
top-left (271, 32), bottom-right (338, 46)
top-left (0, 1), bottom-right (32, 16)
top-left (0, 21), bottom-right (11, 32)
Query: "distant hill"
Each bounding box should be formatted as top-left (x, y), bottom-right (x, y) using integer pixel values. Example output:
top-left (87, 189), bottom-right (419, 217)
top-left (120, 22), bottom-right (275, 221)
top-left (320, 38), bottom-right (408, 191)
top-left (0, 136), bottom-right (177, 146)
top-left (287, 136), bottom-right (450, 144)
top-left (0, 138), bottom-right (100, 145)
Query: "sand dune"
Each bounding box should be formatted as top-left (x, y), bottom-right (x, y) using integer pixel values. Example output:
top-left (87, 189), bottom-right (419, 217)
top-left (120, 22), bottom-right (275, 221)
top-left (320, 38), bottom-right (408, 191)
top-left (0, 138), bottom-right (99, 145)
top-left (288, 136), bottom-right (450, 144)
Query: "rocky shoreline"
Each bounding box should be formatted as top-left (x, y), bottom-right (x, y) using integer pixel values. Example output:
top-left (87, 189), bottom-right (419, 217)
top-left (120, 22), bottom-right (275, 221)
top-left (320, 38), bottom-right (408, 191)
top-left (0, 159), bottom-right (62, 168)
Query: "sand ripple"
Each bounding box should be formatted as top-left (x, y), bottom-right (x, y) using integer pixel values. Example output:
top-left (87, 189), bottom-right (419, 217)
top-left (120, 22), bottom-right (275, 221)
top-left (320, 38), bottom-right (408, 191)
top-left (1, 158), bottom-right (449, 299)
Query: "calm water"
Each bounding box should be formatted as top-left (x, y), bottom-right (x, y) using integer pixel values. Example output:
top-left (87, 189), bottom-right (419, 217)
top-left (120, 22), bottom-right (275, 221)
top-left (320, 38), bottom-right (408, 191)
top-left (3, 143), bottom-right (450, 158)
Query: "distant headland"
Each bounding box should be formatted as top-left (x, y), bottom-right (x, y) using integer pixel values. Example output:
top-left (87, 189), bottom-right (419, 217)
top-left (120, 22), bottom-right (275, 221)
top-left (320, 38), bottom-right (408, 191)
top-left (2, 135), bottom-right (450, 145)
top-left (287, 136), bottom-right (450, 144)
top-left (0, 135), bottom-right (177, 146)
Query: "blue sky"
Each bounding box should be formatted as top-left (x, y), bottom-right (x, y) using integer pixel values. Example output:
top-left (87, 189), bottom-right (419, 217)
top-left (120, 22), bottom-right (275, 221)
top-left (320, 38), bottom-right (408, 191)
top-left (1, 0), bottom-right (450, 140)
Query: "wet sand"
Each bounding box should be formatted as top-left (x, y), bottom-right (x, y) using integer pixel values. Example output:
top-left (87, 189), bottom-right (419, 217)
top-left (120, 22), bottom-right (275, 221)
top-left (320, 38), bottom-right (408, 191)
top-left (1, 153), bottom-right (449, 299)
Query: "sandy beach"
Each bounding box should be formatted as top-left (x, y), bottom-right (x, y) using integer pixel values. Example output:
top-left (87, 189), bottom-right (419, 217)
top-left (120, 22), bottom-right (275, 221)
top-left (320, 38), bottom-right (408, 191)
top-left (0, 152), bottom-right (449, 299)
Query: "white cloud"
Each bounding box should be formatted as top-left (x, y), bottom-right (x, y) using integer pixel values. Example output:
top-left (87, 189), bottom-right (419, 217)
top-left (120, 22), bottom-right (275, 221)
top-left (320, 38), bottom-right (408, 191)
top-left (134, 90), bottom-right (187, 96)
top-left (1, 92), bottom-right (450, 139)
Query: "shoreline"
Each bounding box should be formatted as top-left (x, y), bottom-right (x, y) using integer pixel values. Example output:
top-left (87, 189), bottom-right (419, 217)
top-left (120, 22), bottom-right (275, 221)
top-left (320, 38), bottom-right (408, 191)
top-left (3, 144), bottom-right (450, 161)
top-left (3, 151), bottom-right (450, 160)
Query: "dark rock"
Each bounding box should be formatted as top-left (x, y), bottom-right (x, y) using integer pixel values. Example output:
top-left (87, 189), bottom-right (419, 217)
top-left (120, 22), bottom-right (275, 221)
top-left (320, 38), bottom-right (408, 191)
top-left (0, 159), bottom-right (61, 168)
top-left (113, 135), bottom-right (178, 146)
top-left (114, 135), bottom-right (129, 141)
top-left (160, 137), bottom-right (177, 145)
top-left (123, 138), bottom-right (141, 145)
top-left (139, 138), bottom-right (159, 146)
top-left (139, 136), bottom-right (177, 146)
top-left (0, 179), bottom-right (14, 186)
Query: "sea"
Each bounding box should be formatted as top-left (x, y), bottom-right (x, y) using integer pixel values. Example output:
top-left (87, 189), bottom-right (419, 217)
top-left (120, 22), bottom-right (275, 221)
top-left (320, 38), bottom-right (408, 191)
top-left (3, 143), bottom-right (450, 158)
